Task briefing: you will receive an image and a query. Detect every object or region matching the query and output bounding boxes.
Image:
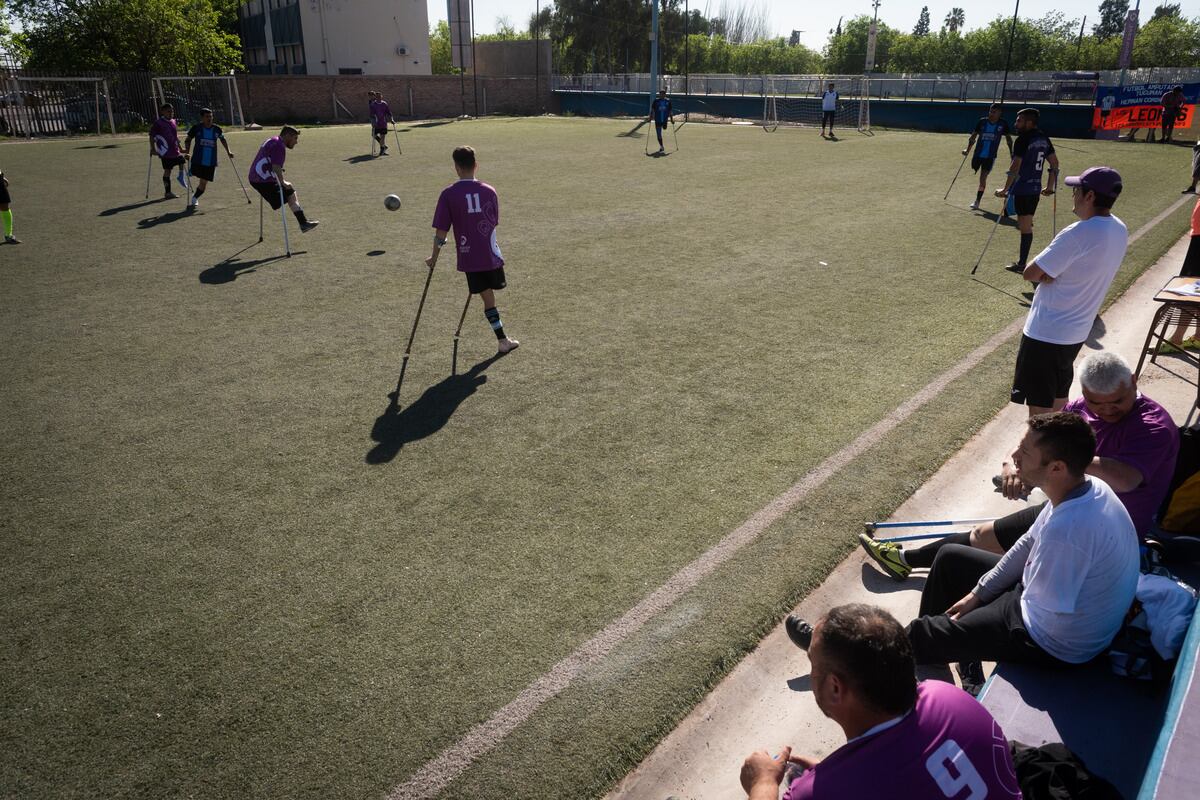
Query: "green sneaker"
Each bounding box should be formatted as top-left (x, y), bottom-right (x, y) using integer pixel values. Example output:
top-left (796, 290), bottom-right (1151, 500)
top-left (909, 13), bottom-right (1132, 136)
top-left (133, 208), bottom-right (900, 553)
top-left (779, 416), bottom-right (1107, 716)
top-left (858, 533), bottom-right (911, 581)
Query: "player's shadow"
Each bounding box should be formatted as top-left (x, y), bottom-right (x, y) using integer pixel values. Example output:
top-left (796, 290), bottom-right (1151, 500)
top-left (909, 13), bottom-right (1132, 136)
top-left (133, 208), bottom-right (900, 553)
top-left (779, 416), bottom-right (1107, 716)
top-left (645, 150), bottom-right (671, 158)
top-left (619, 120), bottom-right (650, 137)
top-left (970, 276), bottom-right (1032, 308)
top-left (137, 209), bottom-right (192, 228)
top-left (199, 244), bottom-right (300, 284)
top-left (343, 154), bottom-right (379, 164)
top-left (366, 355), bottom-right (500, 463)
top-left (978, 210), bottom-right (1018, 227)
top-left (74, 144), bottom-right (121, 150)
top-left (99, 198), bottom-right (169, 216)
top-left (367, 250), bottom-right (386, 257)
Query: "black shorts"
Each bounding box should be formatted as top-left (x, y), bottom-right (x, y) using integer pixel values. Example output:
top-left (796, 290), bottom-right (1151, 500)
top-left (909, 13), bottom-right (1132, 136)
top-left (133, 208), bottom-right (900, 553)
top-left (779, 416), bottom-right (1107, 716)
top-left (0, 181), bottom-right (9, 205)
top-left (190, 163), bottom-right (216, 182)
top-left (465, 268), bottom-right (507, 294)
top-left (373, 125), bottom-right (388, 135)
top-left (252, 181), bottom-right (294, 210)
top-left (1011, 334), bottom-right (1083, 408)
top-left (160, 155), bottom-right (186, 170)
top-left (971, 155), bottom-right (996, 174)
top-left (1012, 193), bottom-right (1040, 217)
top-left (822, 110), bottom-right (835, 125)
top-left (993, 503), bottom-right (1047, 549)
top-left (1182, 235), bottom-right (1200, 278)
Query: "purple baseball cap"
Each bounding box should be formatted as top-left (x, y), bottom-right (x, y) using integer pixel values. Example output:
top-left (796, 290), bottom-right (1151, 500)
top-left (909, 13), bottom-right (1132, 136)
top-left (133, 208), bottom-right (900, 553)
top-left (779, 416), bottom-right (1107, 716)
top-left (1065, 166), bottom-right (1122, 196)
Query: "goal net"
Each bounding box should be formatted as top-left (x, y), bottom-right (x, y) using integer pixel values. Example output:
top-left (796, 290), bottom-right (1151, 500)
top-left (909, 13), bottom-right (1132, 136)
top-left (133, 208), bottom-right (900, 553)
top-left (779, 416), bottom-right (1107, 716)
top-left (153, 75), bottom-right (245, 128)
top-left (0, 76), bottom-right (116, 137)
top-left (762, 77), bottom-right (869, 133)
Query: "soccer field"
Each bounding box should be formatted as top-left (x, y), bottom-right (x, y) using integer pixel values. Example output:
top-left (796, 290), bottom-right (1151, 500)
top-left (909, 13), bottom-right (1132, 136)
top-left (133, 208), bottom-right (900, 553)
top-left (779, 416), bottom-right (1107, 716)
top-left (0, 117), bottom-right (1192, 799)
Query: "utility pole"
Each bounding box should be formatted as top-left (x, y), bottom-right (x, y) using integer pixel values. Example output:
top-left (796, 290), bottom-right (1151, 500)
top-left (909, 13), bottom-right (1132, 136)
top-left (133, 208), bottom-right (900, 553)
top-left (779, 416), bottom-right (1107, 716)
top-left (649, 0), bottom-right (660, 109)
top-left (999, 0), bottom-right (1020, 110)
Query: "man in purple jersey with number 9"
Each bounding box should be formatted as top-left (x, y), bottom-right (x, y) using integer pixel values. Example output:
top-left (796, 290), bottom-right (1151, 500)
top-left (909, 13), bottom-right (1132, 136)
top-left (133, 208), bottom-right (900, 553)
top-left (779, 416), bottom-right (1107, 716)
top-left (740, 605), bottom-right (1020, 800)
top-left (427, 146), bottom-right (519, 355)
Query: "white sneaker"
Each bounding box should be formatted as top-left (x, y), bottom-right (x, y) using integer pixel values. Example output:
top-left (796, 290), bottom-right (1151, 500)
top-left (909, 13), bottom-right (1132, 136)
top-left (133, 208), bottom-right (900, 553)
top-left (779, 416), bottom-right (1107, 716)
top-left (968, 201), bottom-right (979, 210)
top-left (497, 337), bottom-right (520, 355)
top-left (188, 198), bottom-right (198, 209)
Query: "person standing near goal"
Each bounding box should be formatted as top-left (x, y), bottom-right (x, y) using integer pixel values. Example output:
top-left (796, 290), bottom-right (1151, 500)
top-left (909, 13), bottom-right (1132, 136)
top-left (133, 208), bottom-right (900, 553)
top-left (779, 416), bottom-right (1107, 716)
top-left (995, 108), bottom-right (1058, 274)
top-left (0, 168), bottom-right (18, 244)
top-left (184, 108), bottom-right (233, 210)
top-left (963, 104), bottom-right (1013, 210)
top-left (820, 82), bottom-right (838, 138)
top-left (649, 90), bottom-right (673, 153)
top-left (427, 146), bottom-right (519, 355)
top-left (247, 126), bottom-right (319, 232)
top-left (368, 91), bottom-right (394, 155)
top-left (149, 103), bottom-right (188, 199)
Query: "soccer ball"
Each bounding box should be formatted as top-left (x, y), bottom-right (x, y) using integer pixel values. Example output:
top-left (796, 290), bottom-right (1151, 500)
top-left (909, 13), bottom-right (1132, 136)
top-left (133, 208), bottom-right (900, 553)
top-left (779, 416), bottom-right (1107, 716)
top-left (384, 194), bottom-right (402, 211)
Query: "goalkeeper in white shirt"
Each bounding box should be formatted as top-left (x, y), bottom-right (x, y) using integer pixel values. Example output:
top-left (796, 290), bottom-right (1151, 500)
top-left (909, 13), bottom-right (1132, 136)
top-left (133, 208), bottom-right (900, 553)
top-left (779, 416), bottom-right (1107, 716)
top-left (820, 82), bottom-right (838, 138)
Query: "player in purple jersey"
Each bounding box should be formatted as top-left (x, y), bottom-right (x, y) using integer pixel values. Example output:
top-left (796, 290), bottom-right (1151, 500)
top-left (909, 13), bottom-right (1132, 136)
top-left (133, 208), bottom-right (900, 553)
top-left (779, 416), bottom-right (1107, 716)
top-left (995, 107), bottom-right (1059, 275)
top-left (427, 146), bottom-right (519, 355)
top-left (368, 91), bottom-right (394, 155)
top-left (741, 605), bottom-right (1020, 800)
top-left (149, 104), bottom-right (189, 199)
top-left (247, 126), bottom-right (319, 232)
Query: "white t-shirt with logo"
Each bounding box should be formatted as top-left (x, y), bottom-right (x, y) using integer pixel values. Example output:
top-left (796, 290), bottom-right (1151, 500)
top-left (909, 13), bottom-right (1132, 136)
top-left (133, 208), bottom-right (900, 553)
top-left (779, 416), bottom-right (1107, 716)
top-left (822, 91), bottom-right (838, 111)
top-left (1024, 214), bottom-right (1128, 345)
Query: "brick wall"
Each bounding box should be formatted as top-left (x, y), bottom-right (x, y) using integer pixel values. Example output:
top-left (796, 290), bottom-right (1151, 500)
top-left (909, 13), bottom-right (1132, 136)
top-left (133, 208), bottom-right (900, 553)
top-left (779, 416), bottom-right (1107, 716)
top-left (236, 75), bottom-right (554, 124)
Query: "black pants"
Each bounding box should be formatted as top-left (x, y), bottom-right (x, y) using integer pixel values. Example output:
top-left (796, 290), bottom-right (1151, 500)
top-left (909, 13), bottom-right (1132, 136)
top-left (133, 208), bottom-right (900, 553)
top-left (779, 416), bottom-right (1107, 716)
top-left (906, 544), bottom-right (1061, 666)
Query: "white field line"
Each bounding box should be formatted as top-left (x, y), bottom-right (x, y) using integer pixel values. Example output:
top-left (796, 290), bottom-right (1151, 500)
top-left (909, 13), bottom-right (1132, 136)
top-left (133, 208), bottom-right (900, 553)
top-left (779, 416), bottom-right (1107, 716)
top-left (387, 197), bottom-right (1192, 800)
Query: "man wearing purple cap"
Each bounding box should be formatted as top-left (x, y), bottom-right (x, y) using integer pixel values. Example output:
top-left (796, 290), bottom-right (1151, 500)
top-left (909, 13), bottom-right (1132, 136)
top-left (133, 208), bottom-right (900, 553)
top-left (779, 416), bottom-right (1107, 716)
top-left (1011, 165), bottom-right (1127, 416)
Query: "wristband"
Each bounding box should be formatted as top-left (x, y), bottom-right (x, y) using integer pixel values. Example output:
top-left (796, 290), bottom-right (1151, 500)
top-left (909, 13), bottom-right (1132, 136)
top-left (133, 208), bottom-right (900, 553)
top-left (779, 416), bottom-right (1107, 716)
top-left (434, 236), bottom-right (447, 247)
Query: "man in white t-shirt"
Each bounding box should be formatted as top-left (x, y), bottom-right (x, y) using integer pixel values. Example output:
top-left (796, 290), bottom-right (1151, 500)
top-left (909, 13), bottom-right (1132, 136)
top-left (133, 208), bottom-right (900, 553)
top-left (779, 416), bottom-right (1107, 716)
top-left (1013, 166), bottom-right (1127, 415)
top-left (820, 82), bottom-right (838, 138)
top-left (903, 412), bottom-right (1139, 687)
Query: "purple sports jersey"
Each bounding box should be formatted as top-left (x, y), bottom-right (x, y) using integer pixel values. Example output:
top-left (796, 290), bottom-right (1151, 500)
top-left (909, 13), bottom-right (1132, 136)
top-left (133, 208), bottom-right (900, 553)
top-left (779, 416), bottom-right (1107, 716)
top-left (248, 136), bottom-right (286, 185)
top-left (432, 179), bottom-right (504, 273)
top-left (150, 117), bottom-right (181, 158)
top-left (1065, 395), bottom-right (1179, 538)
top-left (369, 99), bottom-right (391, 129)
top-left (784, 681), bottom-right (1021, 800)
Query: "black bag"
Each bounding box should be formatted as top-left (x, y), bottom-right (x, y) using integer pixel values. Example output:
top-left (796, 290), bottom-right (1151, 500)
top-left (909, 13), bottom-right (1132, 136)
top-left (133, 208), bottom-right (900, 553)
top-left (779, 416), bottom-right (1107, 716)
top-left (1009, 741), bottom-right (1122, 800)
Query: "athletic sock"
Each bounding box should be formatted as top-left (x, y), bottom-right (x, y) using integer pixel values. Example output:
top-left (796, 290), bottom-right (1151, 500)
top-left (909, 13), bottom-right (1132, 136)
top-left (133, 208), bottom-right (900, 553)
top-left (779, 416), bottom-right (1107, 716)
top-left (293, 207), bottom-right (309, 225)
top-left (162, 176), bottom-right (171, 192)
top-left (485, 306), bottom-right (505, 340)
top-left (2, 209), bottom-right (12, 237)
top-left (192, 187), bottom-right (205, 199)
top-left (1019, 233), bottom-right (1033, 266)
top-left (903, 531), bottom-right (972, 569)
top-left (975, 191), bottom-right (984, 204)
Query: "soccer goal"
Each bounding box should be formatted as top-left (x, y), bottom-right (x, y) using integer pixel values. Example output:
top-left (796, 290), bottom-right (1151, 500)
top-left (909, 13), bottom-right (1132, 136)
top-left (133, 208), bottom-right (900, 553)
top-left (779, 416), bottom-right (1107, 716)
top-left (762, 76), bottom-right (870, 133)
top-left (152, 75), bottom-right (245, 128)
top-left (0, 75), bottom-right (117, 137)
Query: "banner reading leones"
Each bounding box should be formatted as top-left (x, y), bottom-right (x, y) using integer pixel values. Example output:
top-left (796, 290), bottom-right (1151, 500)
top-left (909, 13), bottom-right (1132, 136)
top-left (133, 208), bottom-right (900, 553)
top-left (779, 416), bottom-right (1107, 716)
top-left (1093, 84), bottom-right (1198, 130)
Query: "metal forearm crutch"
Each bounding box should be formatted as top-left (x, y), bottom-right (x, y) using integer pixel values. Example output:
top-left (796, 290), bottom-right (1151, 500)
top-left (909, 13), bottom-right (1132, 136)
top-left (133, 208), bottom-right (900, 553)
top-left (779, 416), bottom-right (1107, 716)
top-left (145, 154), bottom-right (153, 199)
top-left (391, 120), bottom-right (402, 154)
top-left (452, 294), bottom-right (472, 375)
top-left (228, 152), bottom-right (251, 204)
top-left (393, 264), bottom-right (437, 407)
top-left (945, 150), bottom-right (969, 200)
top-left (970, 200), bottom-right (1005, 275)
top-left (275, 176), bottom-right (291, 257)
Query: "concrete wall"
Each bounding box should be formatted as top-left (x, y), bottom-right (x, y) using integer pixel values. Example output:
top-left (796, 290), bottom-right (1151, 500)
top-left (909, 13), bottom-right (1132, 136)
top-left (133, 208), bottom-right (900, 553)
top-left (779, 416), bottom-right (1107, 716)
top-left (237, 74), bottom-right (553, 123)
top-left (299, 0), bottom-right (431, 76)
top-left (555, 92), bottom-right (1099, 139)
top-left (473, 40), bottom-right (552, 77)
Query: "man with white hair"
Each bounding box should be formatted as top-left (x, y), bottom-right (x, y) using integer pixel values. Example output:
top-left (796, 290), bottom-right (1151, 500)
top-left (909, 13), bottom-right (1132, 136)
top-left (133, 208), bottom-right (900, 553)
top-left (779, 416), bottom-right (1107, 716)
top-left (859, 351), bottom-right (1178, 583)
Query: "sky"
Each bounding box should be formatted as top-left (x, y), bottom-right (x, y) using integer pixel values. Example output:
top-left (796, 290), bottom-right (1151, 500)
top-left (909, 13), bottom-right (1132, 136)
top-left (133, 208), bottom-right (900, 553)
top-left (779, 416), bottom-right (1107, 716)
top-left (428, 1), bottom-right (1200, 51)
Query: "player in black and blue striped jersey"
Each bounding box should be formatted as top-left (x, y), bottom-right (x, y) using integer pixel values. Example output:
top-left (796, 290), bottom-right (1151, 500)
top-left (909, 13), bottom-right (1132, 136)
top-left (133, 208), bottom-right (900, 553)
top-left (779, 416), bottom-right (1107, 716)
top-left (649, 91), bottom-right (673, 153)
top-left (184, 108), bottom-right (234, 210)
top-left (963, 104), bottom-right (1013, 211)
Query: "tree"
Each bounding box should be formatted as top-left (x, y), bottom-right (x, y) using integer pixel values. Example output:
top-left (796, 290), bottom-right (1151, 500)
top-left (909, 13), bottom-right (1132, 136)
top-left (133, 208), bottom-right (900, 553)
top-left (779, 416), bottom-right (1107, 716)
top-left (1132, 13), bottom-right (1200, 67)
top-left (824, 14), bottom-right (900, 73)
top-left (944, 8), bottom-right (965, 34)
top-left (1093, 0), bottom-right (1130, 40)
top-left (913, 6), bottom-right (930, 37)
top-left (11, 0), bottom-right (242, 72)
top-left (428, 20), bottom-right (460, 75)
top-left (1150, 3), bottom-right (1182, 22)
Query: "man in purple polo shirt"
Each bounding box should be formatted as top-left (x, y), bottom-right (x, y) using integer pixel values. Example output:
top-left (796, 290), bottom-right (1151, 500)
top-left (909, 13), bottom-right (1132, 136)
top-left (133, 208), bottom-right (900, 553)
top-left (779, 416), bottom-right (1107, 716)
top-left (149, 103), bottom-right (188, 199)
top-left (426, 146), bottom-right (519, 355)
top-left (859, 351), bottom-right (1178, 587)
top-left (368, 91), bottom-right (393, 155)
top-left (247, 125), bottom-right (318, 232)
top-left (741, 604), bottom-right (1020, 800)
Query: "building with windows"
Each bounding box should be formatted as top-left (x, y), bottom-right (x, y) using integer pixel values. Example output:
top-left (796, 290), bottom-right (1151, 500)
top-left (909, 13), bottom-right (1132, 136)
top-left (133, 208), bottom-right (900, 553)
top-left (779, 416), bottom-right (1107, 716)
top-left (237, 0), bottom-right (431, 76)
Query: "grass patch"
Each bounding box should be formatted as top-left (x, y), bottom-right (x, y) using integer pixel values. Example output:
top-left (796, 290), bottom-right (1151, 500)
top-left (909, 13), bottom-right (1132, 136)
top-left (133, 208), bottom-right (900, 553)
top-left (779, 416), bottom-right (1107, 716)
top-left (0, 118), bottom-right (1189, 799)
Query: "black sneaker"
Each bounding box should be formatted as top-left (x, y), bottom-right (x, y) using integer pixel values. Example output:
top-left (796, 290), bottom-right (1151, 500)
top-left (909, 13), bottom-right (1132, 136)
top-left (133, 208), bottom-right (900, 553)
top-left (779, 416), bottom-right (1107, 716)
top-left (957, 661), bottom-right (986, 697)
top-left (1004, 262), bottom-right (1026, 274)
top-left (785, 615), bottom-right (813, 651)
top-left (299, 220), bottom-right (320, 233)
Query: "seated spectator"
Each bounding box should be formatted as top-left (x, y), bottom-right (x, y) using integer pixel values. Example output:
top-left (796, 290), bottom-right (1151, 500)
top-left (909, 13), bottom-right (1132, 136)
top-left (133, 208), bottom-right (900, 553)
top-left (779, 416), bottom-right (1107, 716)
top-left (859, 352), bottom-right (1177, 582)
top-left (789, 413), bottom-right (1139, 694)
top-left (741, 604), bottom-right (1020, 800)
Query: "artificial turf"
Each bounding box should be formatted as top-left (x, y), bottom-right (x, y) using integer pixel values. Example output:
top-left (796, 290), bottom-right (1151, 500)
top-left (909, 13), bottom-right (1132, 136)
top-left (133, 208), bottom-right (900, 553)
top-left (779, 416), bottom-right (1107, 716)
top-left (0, 117), bottom-right (1193, 799)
